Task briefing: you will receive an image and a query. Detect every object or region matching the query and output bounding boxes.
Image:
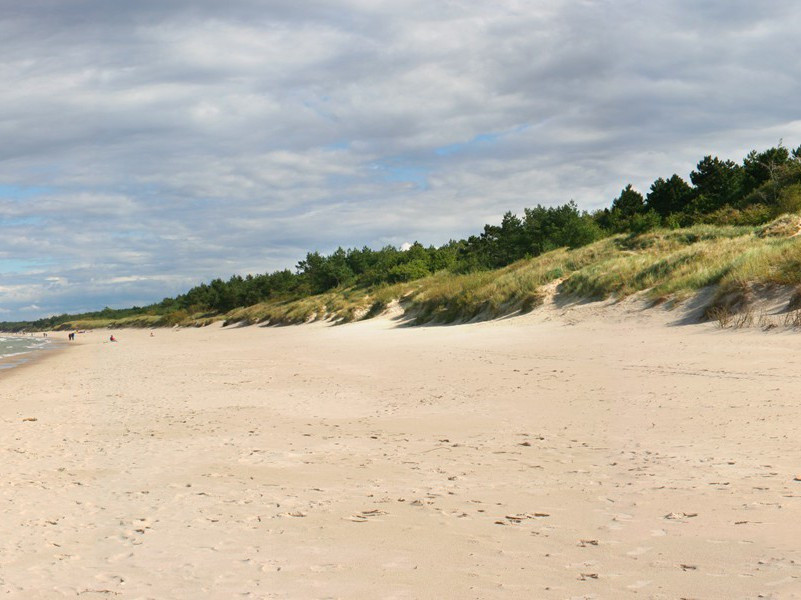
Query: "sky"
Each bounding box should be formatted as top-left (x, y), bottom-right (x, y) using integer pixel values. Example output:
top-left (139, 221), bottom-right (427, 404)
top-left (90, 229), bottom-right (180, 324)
top-left (1, 0), bottom-right (801, 320)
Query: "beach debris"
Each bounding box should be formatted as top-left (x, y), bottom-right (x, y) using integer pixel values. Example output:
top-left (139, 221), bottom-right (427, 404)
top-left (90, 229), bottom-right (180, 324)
top-left (578, 539), bottom-right (599, 547)
top-left (679, 564), bottom-right (697, 571)
top-left (21, 417), bottom-right (37, 422)
top-left (422, 446), bottom-right (452, 454)
top-left (287, 511), bottom-right (306, 518)
top-left (501, 512), bottom-right (550, 524)
top-left (347, 509), bottom-right (387, 522)
top-left (578, 573), bottom-right (599, 580)
top-left (348, 515), bottom-right (369, 522)
top-left (793, 475), bottom-right (801, 482)
top-left (664, 512), bottom-right (698, 520)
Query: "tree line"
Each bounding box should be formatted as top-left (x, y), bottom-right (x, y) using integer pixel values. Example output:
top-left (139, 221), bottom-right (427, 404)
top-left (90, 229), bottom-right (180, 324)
top-left (4, 143), bottom-right (801, 330)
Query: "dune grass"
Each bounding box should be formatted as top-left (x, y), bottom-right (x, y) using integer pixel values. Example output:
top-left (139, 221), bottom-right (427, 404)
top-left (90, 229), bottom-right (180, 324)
top-left (54, 314), bottom-right (163, 331)
top-left (560, 222), bottom-right (801, 304)
top-left (220, 282), bottom-right (415, 326)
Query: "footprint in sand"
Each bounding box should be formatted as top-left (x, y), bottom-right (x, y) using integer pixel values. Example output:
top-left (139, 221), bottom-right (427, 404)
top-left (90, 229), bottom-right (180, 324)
top-left (308, 563), bottom-right (345, 572)
top-left (107, 552), bottom-right (134, 563)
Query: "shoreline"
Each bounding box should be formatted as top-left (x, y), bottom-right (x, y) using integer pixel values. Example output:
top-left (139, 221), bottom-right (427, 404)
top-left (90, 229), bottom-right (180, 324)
top-left (1, 314), bottom-right (800, 597)
top-left (0, 334), bottom-right (68, 374)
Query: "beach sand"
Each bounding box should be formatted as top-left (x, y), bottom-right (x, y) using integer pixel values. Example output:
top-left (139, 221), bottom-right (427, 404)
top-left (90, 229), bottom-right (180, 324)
top-left (2, 303), bottom-right (801, 598)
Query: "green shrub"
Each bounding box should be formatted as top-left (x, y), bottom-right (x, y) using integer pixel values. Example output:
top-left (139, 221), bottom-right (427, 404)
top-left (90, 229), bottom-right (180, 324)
top-left (388, 259), bottom-right (431, 282)
top-left (778, 184), bottom-right (801, 215)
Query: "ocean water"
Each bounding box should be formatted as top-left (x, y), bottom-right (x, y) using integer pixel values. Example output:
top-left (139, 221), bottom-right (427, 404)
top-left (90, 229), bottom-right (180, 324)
top-left (0, 335), bottom-right (51, 369)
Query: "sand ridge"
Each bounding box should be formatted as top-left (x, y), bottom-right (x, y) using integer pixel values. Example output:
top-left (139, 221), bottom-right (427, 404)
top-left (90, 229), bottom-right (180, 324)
top-left (1, 310), bottom-right (801, 598)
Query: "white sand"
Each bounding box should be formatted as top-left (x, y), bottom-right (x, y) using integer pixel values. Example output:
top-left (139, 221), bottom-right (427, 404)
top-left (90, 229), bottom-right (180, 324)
top-left (2, 304), bottom-right (801, 598)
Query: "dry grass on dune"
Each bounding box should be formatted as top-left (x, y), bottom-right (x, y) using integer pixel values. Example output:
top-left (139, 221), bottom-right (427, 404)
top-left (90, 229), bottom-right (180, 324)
top-left (220, 283), bottom-right (414, 327)
top-left (545, 221), bottom-right (801, 307)
top-left (53, 314), bottom-right (163, 331)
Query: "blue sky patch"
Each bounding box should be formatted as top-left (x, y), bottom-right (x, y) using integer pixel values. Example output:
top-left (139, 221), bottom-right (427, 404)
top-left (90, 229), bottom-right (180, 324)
top-left (0, 259), bottom-right (52, 275)
top-left (0, 185), bottom-right (50, 200)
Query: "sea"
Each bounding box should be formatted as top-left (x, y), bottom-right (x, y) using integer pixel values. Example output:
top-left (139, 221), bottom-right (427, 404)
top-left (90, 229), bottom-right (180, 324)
top-left (0, 335), bottom-right (53, 370)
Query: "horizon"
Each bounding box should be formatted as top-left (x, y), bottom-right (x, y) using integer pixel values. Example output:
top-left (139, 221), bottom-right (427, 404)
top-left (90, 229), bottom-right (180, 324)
top-left (2, 1), bottom-right (801, 320)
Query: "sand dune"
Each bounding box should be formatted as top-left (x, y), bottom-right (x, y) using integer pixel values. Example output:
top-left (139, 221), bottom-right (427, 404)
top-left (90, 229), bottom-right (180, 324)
top-left (2, 303), bottom-right (801, 598)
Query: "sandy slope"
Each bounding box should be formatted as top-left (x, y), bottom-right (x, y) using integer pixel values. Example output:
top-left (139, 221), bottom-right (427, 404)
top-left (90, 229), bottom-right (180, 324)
top-left (1, 303), bottom-right (801, 599)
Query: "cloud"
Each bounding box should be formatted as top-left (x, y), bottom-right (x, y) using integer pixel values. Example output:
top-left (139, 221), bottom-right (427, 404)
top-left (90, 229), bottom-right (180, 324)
top-left (0, 0), bottom-right (800, 318)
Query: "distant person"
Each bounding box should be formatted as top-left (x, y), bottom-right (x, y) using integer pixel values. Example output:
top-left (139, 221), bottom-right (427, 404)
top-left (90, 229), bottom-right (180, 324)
top-left (110, 334), bottom-right (117, 342)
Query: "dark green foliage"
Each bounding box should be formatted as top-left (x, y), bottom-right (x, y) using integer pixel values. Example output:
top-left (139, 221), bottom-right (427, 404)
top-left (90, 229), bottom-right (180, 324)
top-left (612, 184), bottom-right (645, 217)
top-left (458, 202), bottom-right (603, 270)
top-left (742, 146), bottom-right (791, 195)
top-left (689, 155), bottom-right (744, 212)
top-left (389, 259), bottom-right (431, 282)
top-left (596, 185), bottom-right (653, 233)
top-left (524, 202), bottom-right (603, 253)
top-left (646, 175), bottom-right (693, 216)
top-left (297, 248), bottom-right (355, 293)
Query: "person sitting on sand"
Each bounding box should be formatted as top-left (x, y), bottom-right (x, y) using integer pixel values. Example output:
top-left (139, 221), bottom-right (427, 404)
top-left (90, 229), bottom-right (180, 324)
top-left (110, 334), bottom-right (117, 342)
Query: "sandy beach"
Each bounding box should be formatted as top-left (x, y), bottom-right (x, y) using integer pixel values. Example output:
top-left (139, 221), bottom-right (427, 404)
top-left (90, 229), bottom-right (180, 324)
top-left (2, 304), bottom-right (801, 599)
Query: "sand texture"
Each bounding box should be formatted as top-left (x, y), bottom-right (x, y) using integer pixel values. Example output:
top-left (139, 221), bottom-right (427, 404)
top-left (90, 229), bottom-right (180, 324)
top-left (2, 304), bottom-right (801, 598)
